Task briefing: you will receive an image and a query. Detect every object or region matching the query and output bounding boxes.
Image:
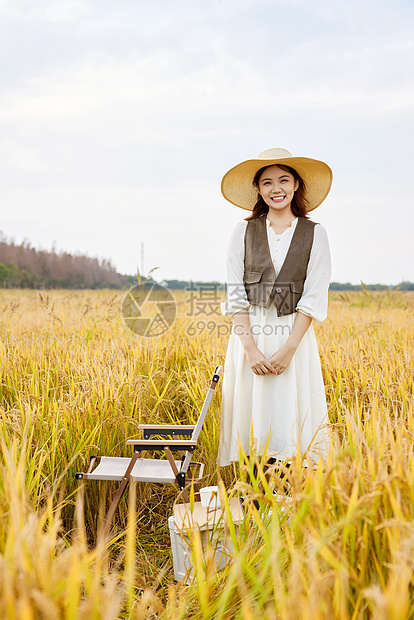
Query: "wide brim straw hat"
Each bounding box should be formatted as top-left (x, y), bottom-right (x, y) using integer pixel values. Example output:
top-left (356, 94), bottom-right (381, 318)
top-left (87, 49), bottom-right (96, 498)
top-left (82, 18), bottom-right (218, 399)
top-left (221, 147), bottom-right (333, 212)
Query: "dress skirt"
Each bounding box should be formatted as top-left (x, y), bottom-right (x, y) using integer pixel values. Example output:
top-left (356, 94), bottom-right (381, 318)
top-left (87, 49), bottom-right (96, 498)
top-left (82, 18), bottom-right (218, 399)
top-left (218, 304), bottom-right (329, 466)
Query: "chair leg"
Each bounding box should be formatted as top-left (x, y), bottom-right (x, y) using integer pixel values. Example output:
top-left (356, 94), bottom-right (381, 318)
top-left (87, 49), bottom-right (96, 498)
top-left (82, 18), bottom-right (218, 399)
top-left (98, 451), bottom-right (140, 539)
top-left (186, 465), bottom-right (201, 501)
top-left (191, 481), bottom-right (201, 502)
top-left (165, 447), bottom-right (190, 502)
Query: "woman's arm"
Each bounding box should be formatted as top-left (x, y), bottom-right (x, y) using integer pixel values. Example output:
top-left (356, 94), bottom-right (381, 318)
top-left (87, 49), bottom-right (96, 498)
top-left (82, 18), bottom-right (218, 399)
top-left (222, 222), bottom-right (275, 375)
top-left (221, 222), bottom-right (250, 316)
top-left (296, 224), bottom-right (331, 323)
top-left (269, 224), bottom-right (331, 374)
top-left (232, 309), bottom-right (277, 375)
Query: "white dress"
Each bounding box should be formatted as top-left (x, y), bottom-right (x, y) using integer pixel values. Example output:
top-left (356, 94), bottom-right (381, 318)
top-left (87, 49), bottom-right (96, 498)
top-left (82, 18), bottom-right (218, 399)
top-left (218, 216), bottom-right (331, 466)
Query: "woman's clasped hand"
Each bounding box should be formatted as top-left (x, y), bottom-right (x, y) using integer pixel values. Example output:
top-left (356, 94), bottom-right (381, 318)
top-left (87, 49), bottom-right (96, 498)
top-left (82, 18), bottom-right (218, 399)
top-left (245, 342), bottom-right (295, 375)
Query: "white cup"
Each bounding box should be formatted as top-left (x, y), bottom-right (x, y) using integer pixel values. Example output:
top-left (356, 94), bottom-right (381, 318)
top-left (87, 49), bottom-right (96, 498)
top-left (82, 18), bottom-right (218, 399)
top-left (200, 485), bottom-right (221, 509)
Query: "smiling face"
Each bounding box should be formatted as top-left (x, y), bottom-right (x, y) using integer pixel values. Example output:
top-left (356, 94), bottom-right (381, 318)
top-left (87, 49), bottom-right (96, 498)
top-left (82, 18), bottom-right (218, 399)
top-left (257, 165), bottom-right (299, 214)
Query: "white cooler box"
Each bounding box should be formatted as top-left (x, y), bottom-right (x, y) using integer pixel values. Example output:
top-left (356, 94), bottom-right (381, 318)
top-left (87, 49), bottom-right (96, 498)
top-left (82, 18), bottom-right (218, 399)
top-left (169, 498), bottom-right (244, 584)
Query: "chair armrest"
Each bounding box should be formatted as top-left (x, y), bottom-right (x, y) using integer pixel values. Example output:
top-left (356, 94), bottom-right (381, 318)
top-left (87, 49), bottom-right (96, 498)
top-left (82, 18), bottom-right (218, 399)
top-left (137, 425), bottom-right (195, 430)
top-left (126, 439), bottom-right (197, 451)
top-left (137, 424), bottom-right (195, 438)
top-left (75, 455), bottom-right (100, 480)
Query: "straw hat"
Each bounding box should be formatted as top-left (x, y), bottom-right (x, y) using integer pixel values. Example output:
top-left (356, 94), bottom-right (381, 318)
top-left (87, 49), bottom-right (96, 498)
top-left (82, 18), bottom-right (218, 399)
top-left (221, 147), bottom-right (333, 212)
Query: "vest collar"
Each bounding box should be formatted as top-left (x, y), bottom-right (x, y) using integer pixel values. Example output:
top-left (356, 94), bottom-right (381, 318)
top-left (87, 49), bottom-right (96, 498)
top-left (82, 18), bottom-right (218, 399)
top-left (265, 216), bottom-right (298, 235)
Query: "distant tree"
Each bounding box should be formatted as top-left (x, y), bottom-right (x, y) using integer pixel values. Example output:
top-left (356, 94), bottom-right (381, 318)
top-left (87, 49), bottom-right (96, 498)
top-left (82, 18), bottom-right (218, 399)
top-left (0, 232), bottom-right (130, 289)
top-left (6, 262), bottom-right (22, 287)
top-left (0, 263), bottom-right (10, 287)
top-left (329, 282), bottom-right (361, 291)
top-left (396, 281), bottom-right (414, 291)
top-left (366, 284), bottom-right (390, 291)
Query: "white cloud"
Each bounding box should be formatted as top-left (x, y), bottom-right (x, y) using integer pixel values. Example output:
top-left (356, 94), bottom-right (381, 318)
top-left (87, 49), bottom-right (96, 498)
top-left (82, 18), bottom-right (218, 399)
top-left (0, 0), bottom-right (413, 283)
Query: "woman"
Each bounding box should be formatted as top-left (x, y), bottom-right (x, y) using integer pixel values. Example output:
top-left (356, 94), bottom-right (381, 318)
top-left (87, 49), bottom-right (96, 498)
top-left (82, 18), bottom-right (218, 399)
top-left (219, 147), bottom-right (332, 467)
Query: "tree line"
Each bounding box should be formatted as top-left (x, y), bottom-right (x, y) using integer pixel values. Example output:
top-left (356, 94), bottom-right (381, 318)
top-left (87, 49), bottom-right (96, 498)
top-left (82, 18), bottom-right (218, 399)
top-left (329, 281), bottom-right (414, 291)
top-left (0, 233), bottom-right (412, 290)
top-left (163, 280), bottom-right (414, 291)
top-left (0, 233), bottom-right (135, 289)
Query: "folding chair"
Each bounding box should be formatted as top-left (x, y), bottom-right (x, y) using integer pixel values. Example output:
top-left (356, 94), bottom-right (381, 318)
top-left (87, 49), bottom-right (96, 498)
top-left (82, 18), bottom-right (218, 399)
top-left (75, 366), bottom-right (222, 536)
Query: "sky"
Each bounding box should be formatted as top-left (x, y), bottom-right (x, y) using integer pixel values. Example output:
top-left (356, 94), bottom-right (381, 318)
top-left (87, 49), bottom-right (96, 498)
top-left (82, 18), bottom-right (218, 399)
top-left (0, 0), bottom-right (413, 285)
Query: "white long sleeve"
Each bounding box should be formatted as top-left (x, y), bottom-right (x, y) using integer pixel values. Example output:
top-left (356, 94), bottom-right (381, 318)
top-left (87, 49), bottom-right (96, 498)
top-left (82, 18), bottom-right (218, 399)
top-left (296, 224), bottom-right (331, 323)
top-left (221, 217), bottom-right (331, 322)
top-left (221, 221), bottom-right (250, 316)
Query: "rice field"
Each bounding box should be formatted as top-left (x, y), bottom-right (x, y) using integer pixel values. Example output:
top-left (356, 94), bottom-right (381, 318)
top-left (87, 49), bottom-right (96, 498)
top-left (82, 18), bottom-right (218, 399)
top-left (0, 287), bottom-right (413, 619)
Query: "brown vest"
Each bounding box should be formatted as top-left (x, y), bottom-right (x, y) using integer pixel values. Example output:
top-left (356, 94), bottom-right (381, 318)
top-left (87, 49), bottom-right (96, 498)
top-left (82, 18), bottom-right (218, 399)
top-left (244, 216), bottom-right (317, 316)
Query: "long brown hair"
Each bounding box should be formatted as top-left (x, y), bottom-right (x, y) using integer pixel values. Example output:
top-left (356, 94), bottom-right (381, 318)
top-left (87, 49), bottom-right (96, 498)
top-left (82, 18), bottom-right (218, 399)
top-left (245, 164), bottom-right (309, 221)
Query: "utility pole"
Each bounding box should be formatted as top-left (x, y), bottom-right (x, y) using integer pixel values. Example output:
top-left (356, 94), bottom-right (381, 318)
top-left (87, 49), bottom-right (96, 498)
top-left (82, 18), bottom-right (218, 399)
top-left (141, 242), bottom-right (144, 277)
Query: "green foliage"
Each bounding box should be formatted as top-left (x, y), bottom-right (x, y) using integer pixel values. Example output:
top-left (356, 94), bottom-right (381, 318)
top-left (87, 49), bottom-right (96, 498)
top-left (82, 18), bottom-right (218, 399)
top-left (330, 281), bottom-right (414, 291)
top-left (0, 261), bottom-right (128, 289)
